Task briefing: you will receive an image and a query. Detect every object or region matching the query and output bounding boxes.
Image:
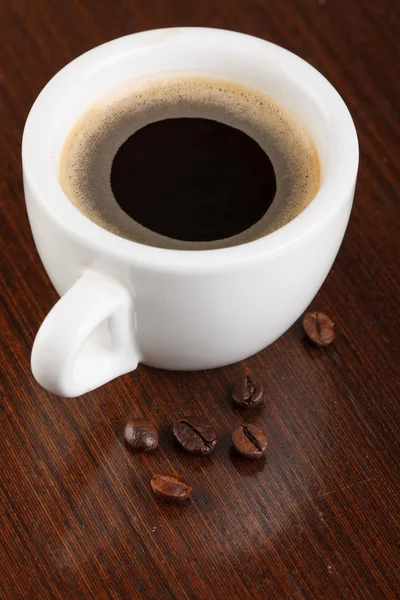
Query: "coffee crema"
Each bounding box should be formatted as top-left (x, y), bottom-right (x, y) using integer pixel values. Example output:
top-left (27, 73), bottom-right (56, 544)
top-left (60, 76), bottom-right (320, 250)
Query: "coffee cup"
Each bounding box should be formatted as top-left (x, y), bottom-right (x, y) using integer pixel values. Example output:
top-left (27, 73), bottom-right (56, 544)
top-left (22, 28), bottom-right (358, 397)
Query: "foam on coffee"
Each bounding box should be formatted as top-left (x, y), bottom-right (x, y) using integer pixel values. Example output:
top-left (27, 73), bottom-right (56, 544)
top-left (60, 76), bottom-right (320, 249)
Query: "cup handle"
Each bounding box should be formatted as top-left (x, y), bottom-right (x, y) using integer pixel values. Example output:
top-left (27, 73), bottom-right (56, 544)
top-left (31, 270), bottom-right (141, 397)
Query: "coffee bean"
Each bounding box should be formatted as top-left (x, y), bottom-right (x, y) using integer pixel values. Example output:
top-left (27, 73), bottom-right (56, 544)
top-left (232, 375), bottom-right (264, 407)
top-left (232, 423), bottom-right (268, 460)
top-left (150, 474), bottom-right (192, 502)
top-left (302, 311), bottom-right (335, 347)
top-left (124, 419), bottom-right (158, 452)
top-left (173, 416), bottom-right (218, 455)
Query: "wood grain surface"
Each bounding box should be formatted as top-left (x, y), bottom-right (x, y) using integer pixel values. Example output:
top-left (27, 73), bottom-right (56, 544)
top-left (0, 1), bottom-right (399, 598)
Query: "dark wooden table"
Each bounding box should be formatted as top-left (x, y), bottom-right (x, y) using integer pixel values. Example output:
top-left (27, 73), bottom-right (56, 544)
top-left (1, 1), bottom-right (399, 598)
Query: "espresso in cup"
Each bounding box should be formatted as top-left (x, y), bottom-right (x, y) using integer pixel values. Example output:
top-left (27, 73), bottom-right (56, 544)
top-left (60, 76), bottom-right (320, 250)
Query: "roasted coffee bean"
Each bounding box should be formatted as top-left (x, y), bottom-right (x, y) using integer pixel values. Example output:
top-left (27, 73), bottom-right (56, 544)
top-left (124, 419), bottom-right (158, 452)
top-left (150, 474), bottom-right (192, 502)
top-left (173, 416), bottom-right (218, 455)
top-left (232, 375), bottom-right (264, 407)
top-left (232, 423), bottom-right (268, 460)
top-left (302, 311), bottom-right (335, 347)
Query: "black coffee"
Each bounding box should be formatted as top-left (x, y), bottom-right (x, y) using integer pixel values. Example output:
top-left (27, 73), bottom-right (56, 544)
top-left (60, 76), bottom-right (320, 250)
top-left (110, 118), bottom-right (276, 242)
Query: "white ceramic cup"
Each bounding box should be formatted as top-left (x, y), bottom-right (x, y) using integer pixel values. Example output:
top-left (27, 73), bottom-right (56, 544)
top-left (22, 28), bottom-right (358, 398)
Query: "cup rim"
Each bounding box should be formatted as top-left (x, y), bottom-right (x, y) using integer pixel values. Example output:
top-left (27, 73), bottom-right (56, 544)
top-left (22, 27), bottom-right (359, 273)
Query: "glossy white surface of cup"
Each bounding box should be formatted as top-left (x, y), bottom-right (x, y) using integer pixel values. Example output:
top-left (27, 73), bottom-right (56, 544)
top-left (22, 28), bottom-right (358, 397)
